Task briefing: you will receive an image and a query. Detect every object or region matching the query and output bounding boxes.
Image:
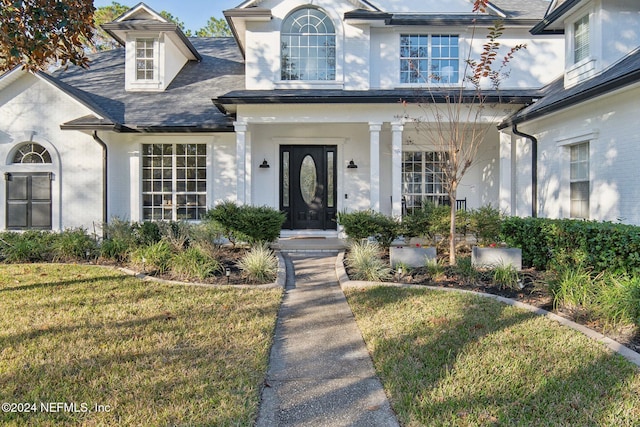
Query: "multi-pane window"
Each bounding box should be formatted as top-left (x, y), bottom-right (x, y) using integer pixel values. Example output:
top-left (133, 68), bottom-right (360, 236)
top-left (570, 142), bottom-right (589, 219)
top-left (135, 38), bottom-right (156, 80)
top-left (13, 143), bottom-right (52, 164)
top-left (400, 34), bottom-right (459, 84)
top-left (142, 144), bottom-right (206, 221)
top-left (402, 151), bottom-right (449, 213)
top-left (573, 15), bottom-right (590, 63)
top-left (281, 8), bottom-right (336, 81)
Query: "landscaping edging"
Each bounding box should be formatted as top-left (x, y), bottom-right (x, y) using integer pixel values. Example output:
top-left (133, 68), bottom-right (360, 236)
top-left (335, 251), bottom-right (640, 368)
top-left (116, 251), bottom-right (287, 289)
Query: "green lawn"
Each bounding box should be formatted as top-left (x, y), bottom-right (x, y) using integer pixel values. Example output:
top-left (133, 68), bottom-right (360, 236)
top-left (0, 264), bottom-right (282, 427)
top-left (345, 286), bottom-right (640, 426)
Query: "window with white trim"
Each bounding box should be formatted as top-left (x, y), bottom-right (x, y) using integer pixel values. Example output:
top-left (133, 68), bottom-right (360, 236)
top-left (573, 15), bottom-right (589, 64)
top-left (402, 151), bottom-right (449, 213)
top-left (142, 144), bottom-right (207, 221)
top-left (400, 34), bottom-right (459, 84)
top-left (281, 8), bottom-right (336, 81)
top-left (570, 142), bottom-right (589, 219)
top-left (135, 38), bottom-right (156, 80)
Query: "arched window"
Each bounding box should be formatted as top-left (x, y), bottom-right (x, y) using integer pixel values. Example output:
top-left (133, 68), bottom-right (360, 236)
top-left (281, 8), bottom-right (336, 81)
top-left (12, 143), bottom-right (52, 164)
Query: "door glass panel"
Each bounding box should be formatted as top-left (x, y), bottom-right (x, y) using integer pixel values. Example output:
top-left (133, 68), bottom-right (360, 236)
top-left (283, 151), bottom-right (290, 207)
top-left (31, 175), bottom-right (51, 200)
top-left (300, 155), bottom-right (317, 206)
top-left (327, 151), bottom-right (334, 208)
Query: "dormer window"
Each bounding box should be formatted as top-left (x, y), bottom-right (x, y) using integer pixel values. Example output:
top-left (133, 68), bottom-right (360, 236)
top-left (573, 15), bottom-right (590, 63)
top-left (281, 8), bottom-right (336, 81)
top-left (135, 38), bottom-right (156, 80)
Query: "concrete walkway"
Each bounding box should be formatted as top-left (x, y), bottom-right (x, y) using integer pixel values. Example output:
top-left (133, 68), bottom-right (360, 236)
top-left (256, 253), bottom-right (399, 427)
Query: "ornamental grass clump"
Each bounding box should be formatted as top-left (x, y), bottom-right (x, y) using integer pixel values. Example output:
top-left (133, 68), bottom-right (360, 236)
top-left (237, 244), bottom-right (278, 283)
top-left (345, 241), bottom-right (392, 282)
top-left (171, 245), bottom-right (223, 280)
top-left (130, 240), bottom-right (173, 274)
top-left (491, 263), bottom-right (521, 290)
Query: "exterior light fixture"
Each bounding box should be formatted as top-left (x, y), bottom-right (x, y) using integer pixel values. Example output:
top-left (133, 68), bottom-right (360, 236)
top-left (347, 159), bottom-right (358, 169)
top-left (226, 267), bottom-right (231, 284)
top-left (259, 159), bottom-right (270, 168)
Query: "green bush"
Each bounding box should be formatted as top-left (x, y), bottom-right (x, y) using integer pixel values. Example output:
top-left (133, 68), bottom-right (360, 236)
top-left (501, 217), bottom-right (640, 274)
top-left (0, 231), bottom-right (55, 263)
top-left (130, 240), bottom-right (174, 274)
top-left (171, 245), bottom-right (222, 280)
top-left (344, 241), bottom-right (392, 282)
top-left (51, 228), bottom-right (98, 262)
top-left (135, 221), bottom-right (161, 246)
top-left (470, 204), bottom-right (502, 246)
top-left (100, 218), bottom-right (141, 261)
top-left (337, 210), bottom-right (400, 247)
top-left (236, 244), bottom-right (278, 283)
top-left (157, 221), bottom-right (193, 250)
top-left (204, 201), bottom-right (285, 244)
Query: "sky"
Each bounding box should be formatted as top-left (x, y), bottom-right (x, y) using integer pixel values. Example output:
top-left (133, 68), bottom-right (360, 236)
top-left (93, 0), bottom-right (243, 32)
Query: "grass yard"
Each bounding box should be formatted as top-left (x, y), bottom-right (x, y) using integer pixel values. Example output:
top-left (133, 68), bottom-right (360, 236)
top-left (0, 264), bottom-right (282, 427)
top-left (345, 286), bottom-right (640, 426)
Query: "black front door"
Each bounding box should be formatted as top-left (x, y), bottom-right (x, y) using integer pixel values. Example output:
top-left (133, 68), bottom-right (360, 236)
top-left (280, 145), bottom-right (337, 230)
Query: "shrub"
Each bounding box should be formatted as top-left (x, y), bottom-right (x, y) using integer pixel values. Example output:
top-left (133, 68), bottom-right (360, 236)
top-left (337, 210), bottom-right (400, 247)
top-left (501, 217), bottom-right (640, 274)
top-left (236, 244), bottom-right (278, 283)
top-left (101, 218), bottom-right (140, 261)
top-left (345, 241), bottom-right (392, 282)
top-left (450, 256), bottom-right (479, 283)
top-left (157, 221), bottom-right (193, 250)
top-left (470, 204), bottom-right (502, 246)
top-left (130, 240), bottom-right (174, 274)
top-left (171, 245), bottom-right (222, 280)
top-left (135, 221), bottom-right (161, 246)
top-left (51, 228), bottom-right (98, 262)
top-left (0, 231), bottom-right (55, 263)
top-left (204, 201), bottom-right (285, 244)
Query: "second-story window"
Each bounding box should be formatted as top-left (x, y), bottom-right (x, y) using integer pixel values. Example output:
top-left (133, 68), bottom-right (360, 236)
top-left (281, 8), bottom-right (336, 81)
top-left (573, 15), bottom-right (590, 63)
top-left (136, 38), bottom-right (156, 80)
top-left (400, 34), bottom-right (459, 84)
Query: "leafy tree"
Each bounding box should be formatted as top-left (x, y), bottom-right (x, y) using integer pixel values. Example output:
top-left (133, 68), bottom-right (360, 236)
top-left (160, 11), bottom-right (192, 37)
top-left (196, 17), bottom-right (232, 37)
top-left (0, 0), bottom-right (95, 72)
top-left (401, 0), bottom-right (525, 265)
top-left (91, 1), bottom-right (129, 51)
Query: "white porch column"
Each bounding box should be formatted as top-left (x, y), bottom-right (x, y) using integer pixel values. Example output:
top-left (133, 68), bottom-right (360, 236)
top-left (499, 130), bottom-right (514, 215)
top-left (369, 122), bottom-right (382, 211)
top-left (234, 122), bottom-right (247, 205)
top-left (391, 122), bottom-right (404, 217)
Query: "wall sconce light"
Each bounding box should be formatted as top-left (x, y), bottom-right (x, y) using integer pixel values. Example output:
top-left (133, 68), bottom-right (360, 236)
top-left (347, 159), bottom-right (358, 169)
top-left (259, 159), bottom-right (270, 168)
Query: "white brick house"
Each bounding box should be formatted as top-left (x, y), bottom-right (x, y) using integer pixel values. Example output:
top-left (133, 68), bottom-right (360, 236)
top-left (0, 0), bottom-right (582, 234)
top-left (499, 0), bottom-right (640, 224)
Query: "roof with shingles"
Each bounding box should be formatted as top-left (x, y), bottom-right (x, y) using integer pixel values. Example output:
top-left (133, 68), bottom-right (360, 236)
top-left (52, 37), bottom-right (244, 132)
top-left (500, 47), bottom-right (640, 128)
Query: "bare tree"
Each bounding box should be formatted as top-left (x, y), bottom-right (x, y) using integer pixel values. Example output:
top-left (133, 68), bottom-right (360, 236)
top-left (401, 0), bottom-right (524, 265)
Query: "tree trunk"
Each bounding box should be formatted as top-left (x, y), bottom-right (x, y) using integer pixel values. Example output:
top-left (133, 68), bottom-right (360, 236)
top-left (449, 185), bottom-right (458, 266)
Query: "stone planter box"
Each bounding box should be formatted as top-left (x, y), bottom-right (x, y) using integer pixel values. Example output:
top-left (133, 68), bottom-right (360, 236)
top-left (471, 246), bottom-right (522, 271)
top-left (390, 245), bottom-right (437, 268)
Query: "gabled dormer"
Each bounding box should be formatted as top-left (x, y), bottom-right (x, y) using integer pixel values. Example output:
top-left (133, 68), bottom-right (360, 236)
top-left (532, 0), bottom-right (640, 88)
top-left (102, 2), bottom-right (201, 92)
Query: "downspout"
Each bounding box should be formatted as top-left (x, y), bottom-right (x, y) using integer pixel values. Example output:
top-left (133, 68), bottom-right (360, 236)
top-left (92, 131), bottom-right (108, 228)
top-left (512, 124), bottom-right (538, 218)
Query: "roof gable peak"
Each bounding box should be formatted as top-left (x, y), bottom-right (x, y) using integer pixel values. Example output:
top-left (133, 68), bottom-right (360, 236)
top-left (114, 2), bottom-right (169, 23)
